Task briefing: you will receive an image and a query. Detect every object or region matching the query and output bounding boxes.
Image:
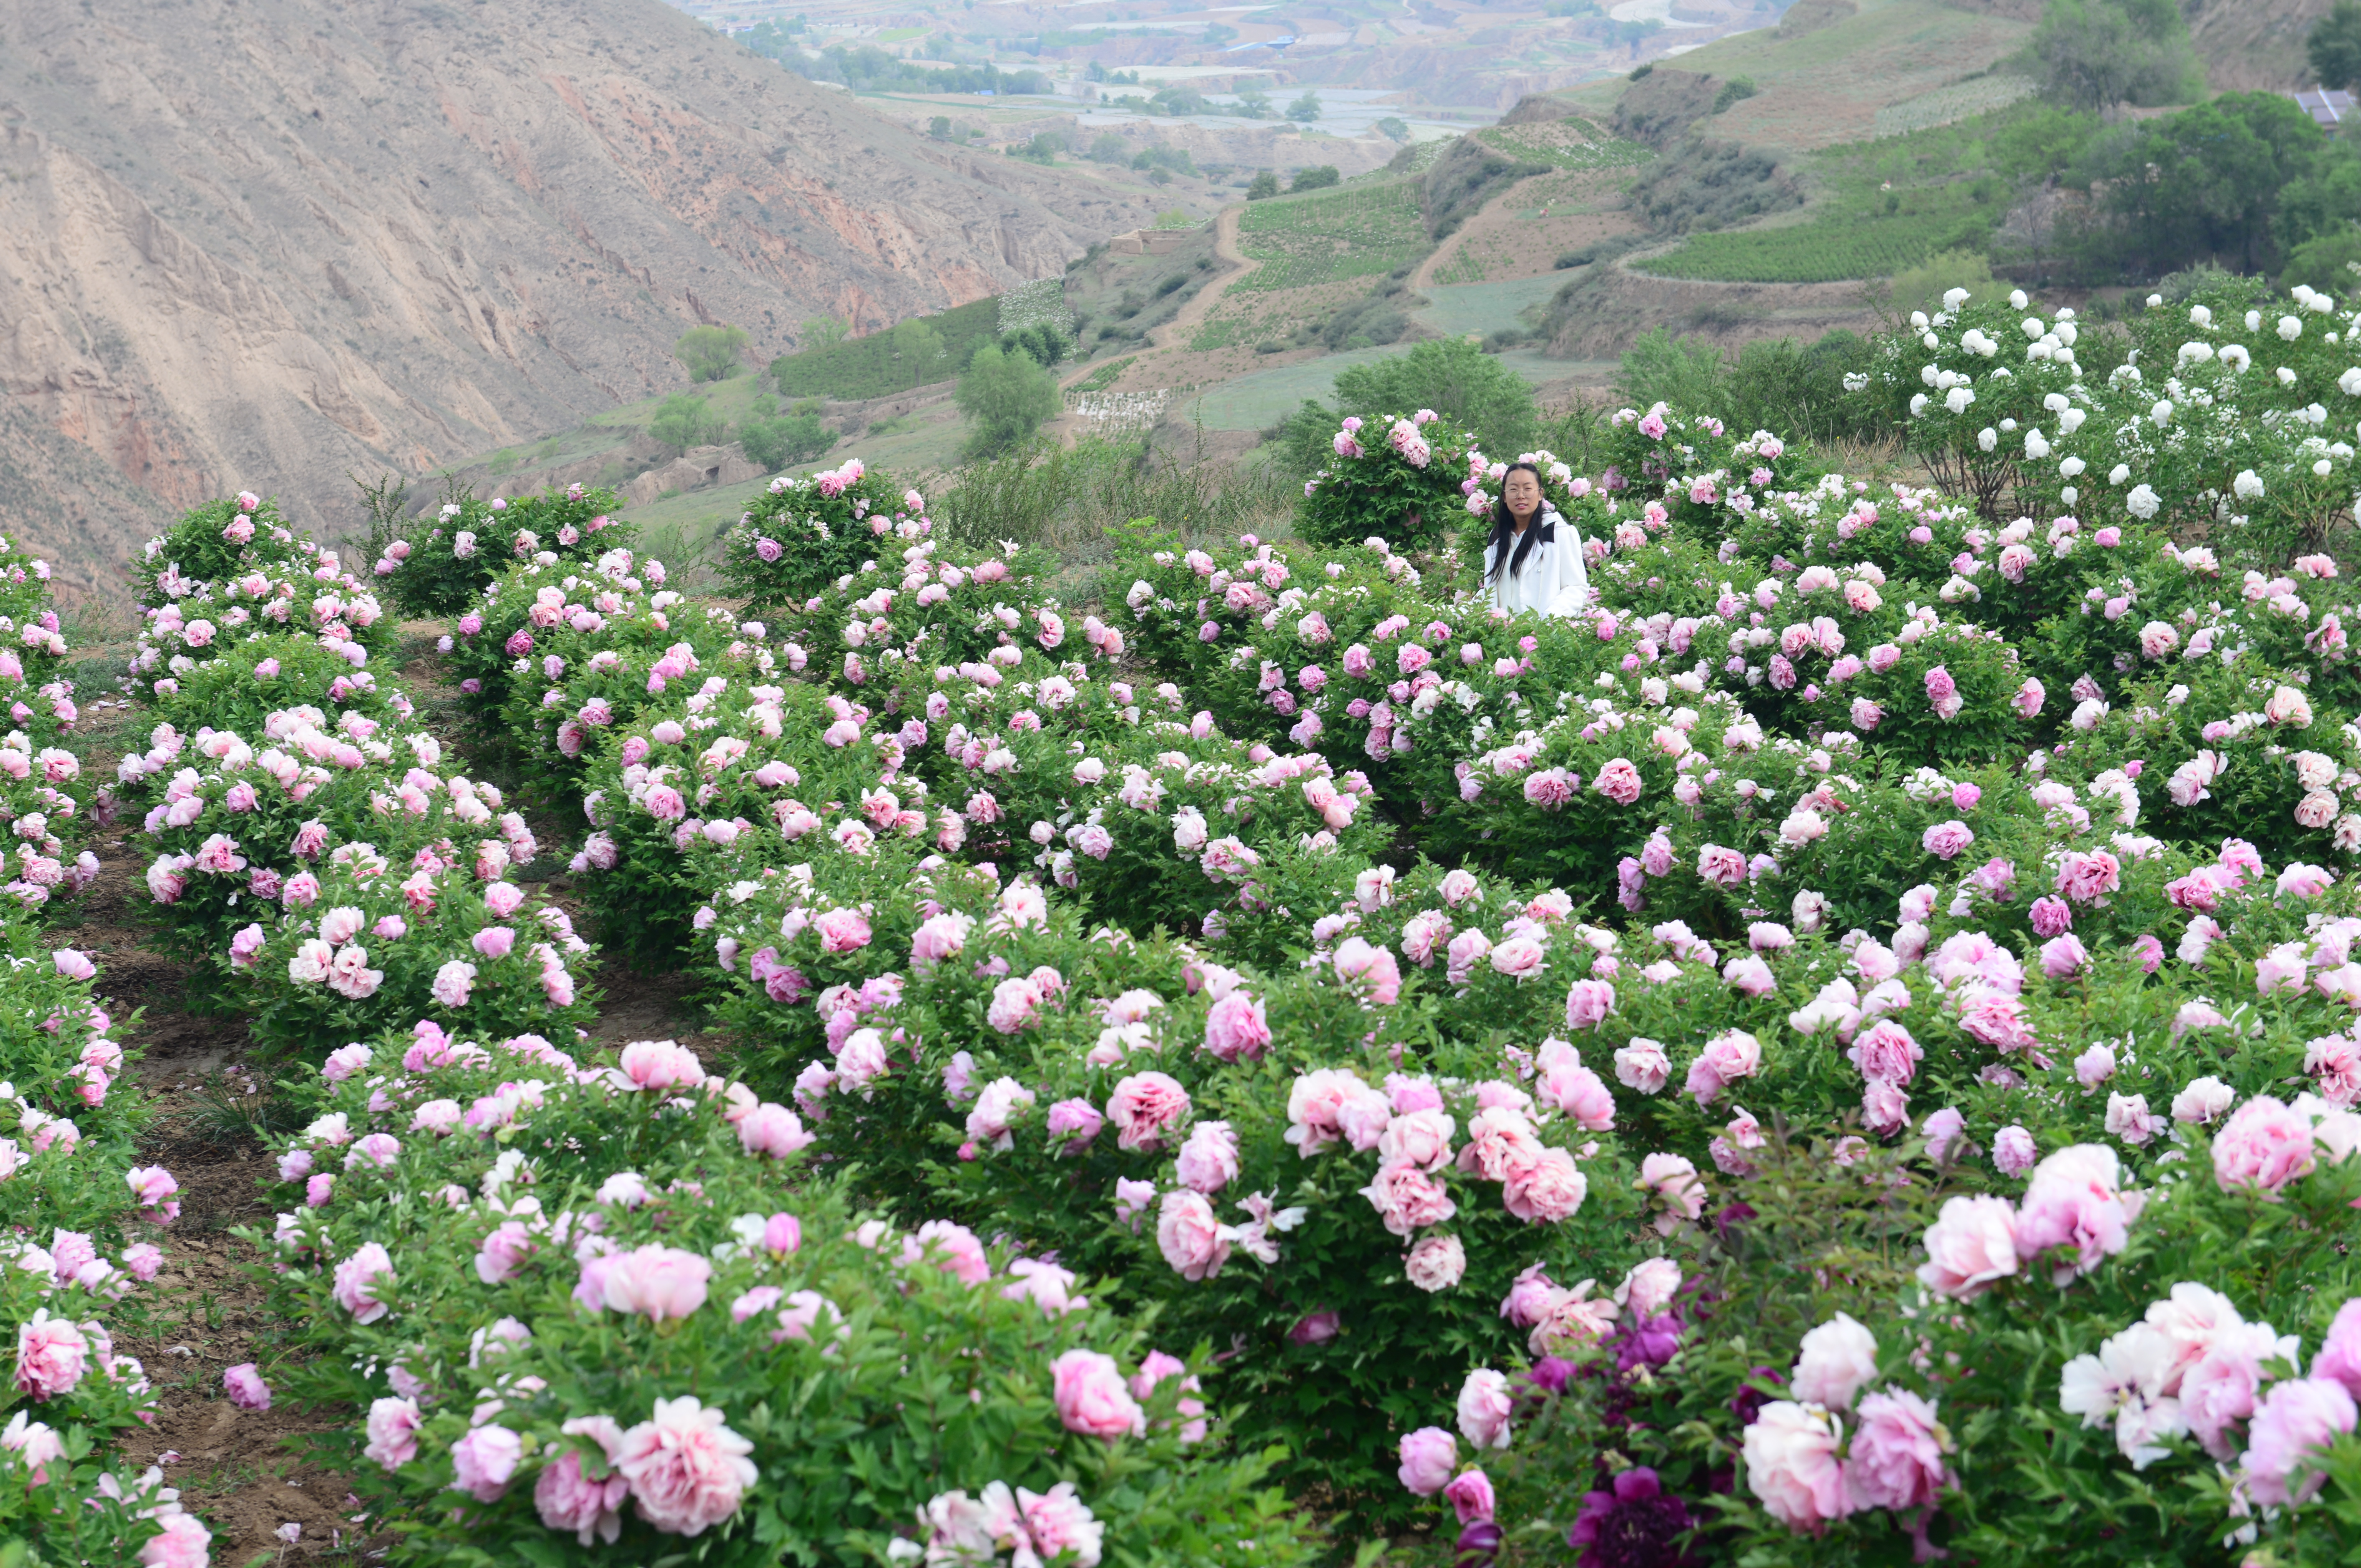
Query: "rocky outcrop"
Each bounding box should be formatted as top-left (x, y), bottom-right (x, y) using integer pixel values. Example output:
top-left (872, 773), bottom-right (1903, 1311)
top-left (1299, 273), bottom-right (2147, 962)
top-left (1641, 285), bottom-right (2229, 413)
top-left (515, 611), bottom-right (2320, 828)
top-left (0, 0), bottom-right (1137, 578)
top-left (621, 445), bottom-right (768, 507)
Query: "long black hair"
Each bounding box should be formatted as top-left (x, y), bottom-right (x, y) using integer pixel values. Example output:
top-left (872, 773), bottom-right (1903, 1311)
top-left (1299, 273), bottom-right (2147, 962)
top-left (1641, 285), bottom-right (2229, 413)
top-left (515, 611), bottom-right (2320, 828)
top-left (1484, 462), bottom-right (1551, 585)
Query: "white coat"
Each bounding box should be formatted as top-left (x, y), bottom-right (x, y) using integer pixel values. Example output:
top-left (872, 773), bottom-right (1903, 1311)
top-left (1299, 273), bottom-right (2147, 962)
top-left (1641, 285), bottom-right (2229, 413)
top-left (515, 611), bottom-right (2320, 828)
top-left (1484, 508), bottom-right (1589, 618)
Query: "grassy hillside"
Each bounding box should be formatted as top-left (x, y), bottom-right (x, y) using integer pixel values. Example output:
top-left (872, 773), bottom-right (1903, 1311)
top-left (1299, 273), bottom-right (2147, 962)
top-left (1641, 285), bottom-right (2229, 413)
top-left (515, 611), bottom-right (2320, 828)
top-left (1555, 0), bottom-right (2037, 155)
top-left (1632, 110), bottom-right (2024, 282)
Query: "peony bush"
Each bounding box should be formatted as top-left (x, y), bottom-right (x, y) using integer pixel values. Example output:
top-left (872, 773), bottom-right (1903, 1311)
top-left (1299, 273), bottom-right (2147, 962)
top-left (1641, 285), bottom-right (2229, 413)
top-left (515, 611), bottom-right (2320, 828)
top-left (32, 271), bottom-right (2361, 1561)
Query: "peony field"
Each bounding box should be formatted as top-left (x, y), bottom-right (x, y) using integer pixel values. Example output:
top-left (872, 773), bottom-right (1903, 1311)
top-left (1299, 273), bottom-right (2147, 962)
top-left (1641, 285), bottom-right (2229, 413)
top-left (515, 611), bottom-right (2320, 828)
top-left (6, 277), bottom-right (2361, 1566)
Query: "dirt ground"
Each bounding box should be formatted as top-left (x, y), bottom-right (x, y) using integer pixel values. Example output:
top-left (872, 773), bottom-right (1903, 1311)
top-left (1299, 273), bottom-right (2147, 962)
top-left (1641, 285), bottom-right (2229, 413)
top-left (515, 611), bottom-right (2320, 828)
top-left (45, 632), bottom-right (720, 1562)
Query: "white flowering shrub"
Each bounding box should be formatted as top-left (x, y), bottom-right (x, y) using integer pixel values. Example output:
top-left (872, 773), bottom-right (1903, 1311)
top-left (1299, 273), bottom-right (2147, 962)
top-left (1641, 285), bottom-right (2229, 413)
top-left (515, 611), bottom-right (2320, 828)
top-left (997, 276), bottom-right (1075, 339)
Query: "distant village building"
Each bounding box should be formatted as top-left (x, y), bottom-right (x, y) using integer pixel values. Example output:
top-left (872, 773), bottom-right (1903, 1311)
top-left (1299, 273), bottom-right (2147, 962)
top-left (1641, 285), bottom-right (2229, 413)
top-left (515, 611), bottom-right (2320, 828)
top-left (2292, 88), bottom-right (2355, 132)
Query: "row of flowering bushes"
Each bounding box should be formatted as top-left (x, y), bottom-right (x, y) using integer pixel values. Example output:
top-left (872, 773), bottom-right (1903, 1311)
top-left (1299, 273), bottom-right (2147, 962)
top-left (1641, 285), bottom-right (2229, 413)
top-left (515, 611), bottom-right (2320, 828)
top-left (0, 534), bottom-right (212, 1563)
top-left (58, 271), bottom-right (2361, 1563)
top-left (109, 494), bottom-right (1317, 1562)
top-left (118, 503), bottom-right (601, 1046)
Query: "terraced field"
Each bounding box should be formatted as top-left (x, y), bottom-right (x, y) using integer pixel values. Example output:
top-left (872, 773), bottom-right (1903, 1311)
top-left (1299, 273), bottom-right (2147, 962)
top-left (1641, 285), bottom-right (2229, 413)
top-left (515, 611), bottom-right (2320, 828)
top-left (1232, 179), bottom-right (1432, 292)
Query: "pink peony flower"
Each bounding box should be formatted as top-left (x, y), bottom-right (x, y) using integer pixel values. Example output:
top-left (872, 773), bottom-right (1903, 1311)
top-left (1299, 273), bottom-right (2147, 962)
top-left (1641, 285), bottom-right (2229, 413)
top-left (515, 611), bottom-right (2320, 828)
top-left (2014, 1144), bottom-right (2130, 1282)
top-left (1916, 1194), bottom-right (2019, 1299)
top-left (1745, 1401), bottom-right (1851, 1530)
top-left (13, 1312), bottom-right (86, 1399)
top-left (1457, 1367), bottom-right (1514, 1449)
top-left (598, 1245), bottom-right (712, 1321)
top-left (1174, 1120), bottom-right (1242, 1193)
top-left (1203, 991), bottom-right (1270, 1061)
top-left (1844, 1388), bottom-right (1953, 1511)
top-left (363, 1397), bottom-right (421, 1470)
top-left (450, 1423), bottom-right (523, 1502)
top-left (1053, 1349), bottom-right (1147, 1439)
top-left (332, 1243), bottom-right (394, 1322)
top-left (1792, 1314), bottom-right (1879, 1411)
top-left (1503, 1147), bottom-right (1589, 1223)
top-left (1405, 1234), bottom-right (1467, 1291)
top-left (1398, 1427), bottom-right (1458, 1495)
top-left (1107, 1072), bottom-right (1190, 1152)
top-left (616, 1396), bottom-right (759, 1535)
top-left (1156, 1190), bottom-right (1230, 1280)
top-left (536, 1419), bottom-right (631, 1545)
top-left (2212, 1094), bottom-right (2317, 1198)
top-left (2242, 1377), bottom-right (2358, 1505)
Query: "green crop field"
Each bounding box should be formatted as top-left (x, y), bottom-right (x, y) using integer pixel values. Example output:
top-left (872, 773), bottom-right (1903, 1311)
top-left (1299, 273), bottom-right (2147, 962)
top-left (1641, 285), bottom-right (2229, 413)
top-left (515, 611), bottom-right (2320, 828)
top-left (1187, 316), bottom-right (1250, 352)
top-left (1630, 213), bottom-right (1961, 282)
top-left (1474, 122), bottom-right (1653, 172)
top-left (1234, 179), bottom-right (1432, 292)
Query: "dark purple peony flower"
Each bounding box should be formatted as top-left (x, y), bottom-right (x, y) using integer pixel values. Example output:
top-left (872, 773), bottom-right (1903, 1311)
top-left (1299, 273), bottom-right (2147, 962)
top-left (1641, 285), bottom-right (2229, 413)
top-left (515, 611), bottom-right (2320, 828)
top-left (1728, 1366), bottom-right (1783, 1429)
top-left (1454, 1521), bottom-right (1504, 1567)
top-left (1616, 1314), bottom-right (1684, 1374)
top-left (1567, 1468), bottom-right (1696, 1568)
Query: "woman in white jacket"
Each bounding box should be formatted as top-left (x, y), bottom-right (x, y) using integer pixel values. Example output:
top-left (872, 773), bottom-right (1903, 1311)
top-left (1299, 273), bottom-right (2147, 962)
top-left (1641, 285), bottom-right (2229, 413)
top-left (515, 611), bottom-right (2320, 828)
top-left (1483, 462), bottom-right (1589, 618)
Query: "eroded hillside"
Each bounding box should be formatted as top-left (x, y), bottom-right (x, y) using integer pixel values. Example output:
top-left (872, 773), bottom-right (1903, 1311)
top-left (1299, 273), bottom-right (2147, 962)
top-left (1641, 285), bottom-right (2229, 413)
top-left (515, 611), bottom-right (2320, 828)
top-left (0, 0), bottom-right (1151, 590)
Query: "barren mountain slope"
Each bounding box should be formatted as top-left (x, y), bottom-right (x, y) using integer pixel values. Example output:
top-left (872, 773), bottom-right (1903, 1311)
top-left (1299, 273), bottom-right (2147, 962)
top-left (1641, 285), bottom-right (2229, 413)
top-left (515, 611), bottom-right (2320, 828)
top-left (2184, 0), bottom-right (2336, 93)
top-left (0, 0), bottom-right (1132, 591)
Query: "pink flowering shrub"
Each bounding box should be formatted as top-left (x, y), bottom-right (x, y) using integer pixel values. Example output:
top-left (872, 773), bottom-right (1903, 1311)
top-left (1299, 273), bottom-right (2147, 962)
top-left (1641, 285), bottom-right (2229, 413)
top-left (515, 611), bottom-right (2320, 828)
top-left (378, 483), bottom-right (631, 618)
top-left (1393, 1093), bottom-right (2361, 1563)
top-left (225, 850), bottom-right (598, 1054)
top-left (1296, 412), bottom-right (1478, 551)
top-left (244, 1028), bottom-right (1313, 1565)
top-left (717, 460), bottom-right (940, 608)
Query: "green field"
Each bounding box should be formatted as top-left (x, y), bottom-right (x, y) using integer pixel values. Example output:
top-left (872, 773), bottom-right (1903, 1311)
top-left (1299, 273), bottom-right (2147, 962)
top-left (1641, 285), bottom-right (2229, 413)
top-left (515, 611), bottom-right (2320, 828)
top-left (1473, 121), bottom-right (1653, 173)
top-left (1630, 214), bottom-right (1963, 282)
top-left (1233, 179), bottom-right (1433, 292)
top-left (1631, 105), bottom-right (2026, 282)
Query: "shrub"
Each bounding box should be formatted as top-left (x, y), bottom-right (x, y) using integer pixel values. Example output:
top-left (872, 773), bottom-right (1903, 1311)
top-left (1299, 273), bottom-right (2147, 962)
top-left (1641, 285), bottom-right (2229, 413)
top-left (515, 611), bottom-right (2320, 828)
top-left (378, 485), bottom-right (631, 620)
top-left (250, 1030), bottom-right (1319, 1566)
top-left (647, 391), bottom-right (726, 451)
top-left (715, 460), bottom-right (936, 611)
top-left (673, 324), bottom-right (751, 383)
top-left (955, 344), bottom-right (1063, 460)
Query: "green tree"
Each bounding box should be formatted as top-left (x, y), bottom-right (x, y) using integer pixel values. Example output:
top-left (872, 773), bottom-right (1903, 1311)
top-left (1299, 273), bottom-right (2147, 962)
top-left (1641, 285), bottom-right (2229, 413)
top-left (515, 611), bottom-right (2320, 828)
top-left (1331, 337), bottom-right (1536, 454)
top-left (1989, 104), bottom-right (2101, 183)
top-left (1235, 86), bottom-right (1273, 118)
top-left (1245, 169), bottom-right (1280, 200)
top-left (1131, 145), bottom-right (1199, 178)
top-left (2312, 0), bottom-right (2361, 90)
top-left (1374, 116), bottom-right (1410, 142)
top-left (2096, 91), bottom-right (2328, 275)
top-left (1089, 131), bottom-right (1129, 163)
top-left (2281, 138), bottom-right (2361, 251)
top-left (929, 115), bottom-right (953, 138)
top-left (1016, 131), bottom-right (1065, 163)
top-left (1288, 164), bottom-right (1341, 193)
top-left (1000, 324), bottom-right (1070, 369)
top-left (1286, 90), bottom-right (1321, 122)
top-left (801, 315), bottom-right (850, 350)
top-left (2281, 223), bottom-right (2361, 291)
top-left (648, 392), bottom-right (726, 451)
top-left (674, 324), bottom-right (751, 383)
top-left (2029, 0), bottom-right (2203, 112)
top-left (738, 395), bottom-right (834, 472)
top-left (955, 343), bottom-right (1061, 458)
top-left (892, 319), bottom-right (949, 388)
